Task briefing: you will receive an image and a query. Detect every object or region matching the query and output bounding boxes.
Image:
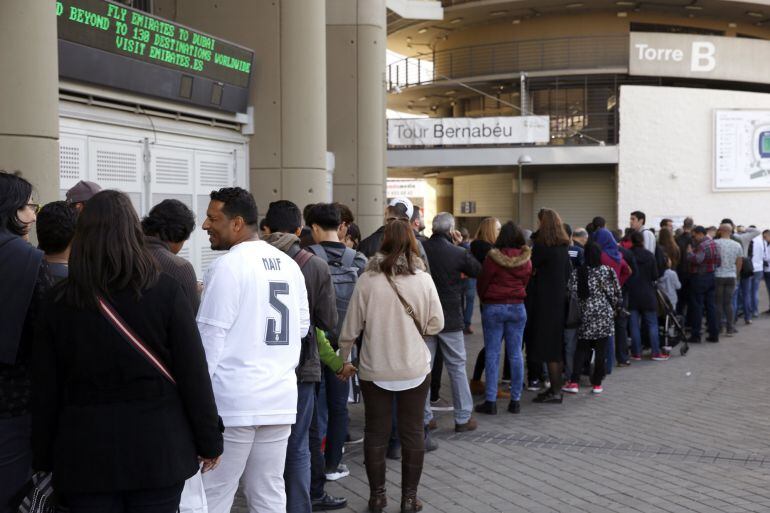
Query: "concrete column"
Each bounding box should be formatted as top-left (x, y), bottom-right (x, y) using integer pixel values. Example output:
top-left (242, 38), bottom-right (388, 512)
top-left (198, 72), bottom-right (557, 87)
top-left (0, 1), bottom-right (59, 203)
top-left (452, 100), bottom-right (466, 117)
top-left (327, 0), bottom-right (386, 238)
top-left (169, 0), bottom-right (328, 213)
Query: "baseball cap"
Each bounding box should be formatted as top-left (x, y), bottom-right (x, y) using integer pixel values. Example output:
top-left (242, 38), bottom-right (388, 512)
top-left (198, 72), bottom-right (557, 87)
top-left (66, 180), bottom-right (102, 204)
top-left (388, 197), bottom-right (414, 221)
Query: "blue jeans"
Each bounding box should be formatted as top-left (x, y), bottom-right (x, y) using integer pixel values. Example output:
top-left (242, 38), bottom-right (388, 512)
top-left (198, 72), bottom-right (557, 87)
top-left (424, 331), bottom-right (473, 424)
top-left (751, 271), bottom-right (763, 316)
top-left (482, 304), bottom-right (526, 402)
top-left (630, 310), bottom-right (660, 356)
top-left (765, 273), bottom-right (770, 310)
top-left (462, 278), bottom-right (477, 328)
top-left (690, 273), bottom-right (718, 339)
top-left (322, 366), bottom-right (349, 471)
top-left (285, 382), bottom-right (315, 513)
top-left (739, 275), bottom-right (754, 322)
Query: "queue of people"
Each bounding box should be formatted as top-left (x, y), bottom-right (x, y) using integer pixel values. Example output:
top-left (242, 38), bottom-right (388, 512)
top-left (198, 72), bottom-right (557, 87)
top-left (3, 166), bottom-right (770, 513)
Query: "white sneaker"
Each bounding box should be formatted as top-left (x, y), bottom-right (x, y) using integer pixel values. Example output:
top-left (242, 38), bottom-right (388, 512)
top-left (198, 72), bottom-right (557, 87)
top-left (324, 464), bottom-right (350, 481)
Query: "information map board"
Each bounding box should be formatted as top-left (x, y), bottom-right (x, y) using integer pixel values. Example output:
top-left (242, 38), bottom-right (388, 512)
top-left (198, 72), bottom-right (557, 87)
top-left (714, 110), bottom-right (770, 190)
top-left (57, 0), bottom-right (254, 112)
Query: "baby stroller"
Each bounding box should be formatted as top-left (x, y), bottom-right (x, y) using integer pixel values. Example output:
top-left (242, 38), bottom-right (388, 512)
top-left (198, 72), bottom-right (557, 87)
top-left (656, 287), bottom-right (689, 356)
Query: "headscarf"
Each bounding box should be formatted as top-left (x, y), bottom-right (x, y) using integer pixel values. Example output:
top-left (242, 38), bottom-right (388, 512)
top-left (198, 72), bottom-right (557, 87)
top-left (593, 228), bottom-right (622, 263)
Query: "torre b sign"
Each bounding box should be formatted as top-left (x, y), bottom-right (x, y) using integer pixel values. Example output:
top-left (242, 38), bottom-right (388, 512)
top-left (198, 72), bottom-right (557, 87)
top-left (629, 32), bottom-right (770, 85)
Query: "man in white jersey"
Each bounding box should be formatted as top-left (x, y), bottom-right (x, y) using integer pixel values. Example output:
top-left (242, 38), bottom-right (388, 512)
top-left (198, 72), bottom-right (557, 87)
top-left (197, 187), bottom-right (310, 513)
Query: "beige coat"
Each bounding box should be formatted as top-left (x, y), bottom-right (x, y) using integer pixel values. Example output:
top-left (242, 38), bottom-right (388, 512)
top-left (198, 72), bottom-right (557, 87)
top-left (339, 253), bottom-right (444, 381)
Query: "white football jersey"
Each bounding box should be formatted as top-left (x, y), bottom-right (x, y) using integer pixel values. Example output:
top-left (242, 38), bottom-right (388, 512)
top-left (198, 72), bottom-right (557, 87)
top-left (197, 240), bottom-right (309, 427)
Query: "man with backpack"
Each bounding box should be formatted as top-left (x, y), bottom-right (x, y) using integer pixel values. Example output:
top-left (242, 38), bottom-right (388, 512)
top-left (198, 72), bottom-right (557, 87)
top-left (304, 204), bottom-right (366, 492)
top-left (263, 200), bottom-right (350, 513)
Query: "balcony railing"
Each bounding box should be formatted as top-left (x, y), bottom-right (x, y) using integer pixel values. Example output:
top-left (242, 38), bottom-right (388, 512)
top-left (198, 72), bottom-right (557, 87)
top-left (387, 36), bottom-right (629, 90)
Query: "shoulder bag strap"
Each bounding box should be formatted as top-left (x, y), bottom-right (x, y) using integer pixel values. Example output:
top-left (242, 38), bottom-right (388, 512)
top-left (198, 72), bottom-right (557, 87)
top-left (341, 248), bottom-right (356, 268)
top-left (293, 249), bottom-right (314, 269)
top-left (96, 295), bottom-right (176, 385)
top-left (383, 273), bottom-right (425, 337)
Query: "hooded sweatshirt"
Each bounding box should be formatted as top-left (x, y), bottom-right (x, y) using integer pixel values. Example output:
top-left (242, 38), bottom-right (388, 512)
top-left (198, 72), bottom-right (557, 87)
top-left (476, 246), bottom-right (532, 304)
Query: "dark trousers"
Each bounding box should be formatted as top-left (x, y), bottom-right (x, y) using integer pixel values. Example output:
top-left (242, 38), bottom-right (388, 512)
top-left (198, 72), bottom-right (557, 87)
top-left (60, 483), bottom-right (184, 513)
top-left (322, 366), bottom-right (348, 471)
top-left (571, 337), bottom-right (608, 386)
top-left (677, 274), bottom-right (690, 317)
top-left (689, 273), bottom-right (718, 339)
top-left (0, 414), bottom-right (31, 513)
top-left (614, 293), bottom-right (630, 363)
top-left (285, 382), bottom-right (315, 512)
top-left (360, 377), bottom-right (430, 494)
top-left (430, 346), bottom-right (443, 401)
top-left (309, 388), bottom-right (326, 500)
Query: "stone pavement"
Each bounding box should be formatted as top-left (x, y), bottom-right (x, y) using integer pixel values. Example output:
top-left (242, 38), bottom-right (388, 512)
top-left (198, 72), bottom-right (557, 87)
top-left (235, 292), bottom-right (770, 512)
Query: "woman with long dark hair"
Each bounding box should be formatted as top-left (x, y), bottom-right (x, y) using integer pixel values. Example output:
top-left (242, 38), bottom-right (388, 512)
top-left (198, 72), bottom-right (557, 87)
top-left (658, 227), bottom-right (681, 269)
top-left (32, 190), bottom-right (223, 512)
top-left (338, 220), bottom-right (444, 513)
top-left (474, 222), bottom-right (532, 415)
top-left (528, 208), bottom-right (571, 403)
top-left (562, 243), bottom-right (621, 395)
top-left (0, 171), bottom-right (44, 513)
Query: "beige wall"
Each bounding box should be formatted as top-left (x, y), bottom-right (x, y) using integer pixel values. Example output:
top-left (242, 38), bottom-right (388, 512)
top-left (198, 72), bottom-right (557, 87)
top-left (0, 1), bottom-right (59, 205)
top-left (327, 0), bottom-right (387, 238)
top-left (158, 0), bottom-right (329, 214)
top-left (453, 172), bottom-right (516, 221)
top-left (391, 10), bottom-right (770, 55)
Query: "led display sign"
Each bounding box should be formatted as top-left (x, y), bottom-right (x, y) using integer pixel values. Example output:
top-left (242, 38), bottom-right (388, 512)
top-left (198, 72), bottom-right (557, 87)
top-left (57, 0), bottom-right (254, 112)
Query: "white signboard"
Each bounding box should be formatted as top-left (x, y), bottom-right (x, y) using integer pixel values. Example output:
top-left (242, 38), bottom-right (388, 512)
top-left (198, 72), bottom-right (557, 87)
top-left (630, 32), bottom-right (770, 85)
top-left (387, 179), bottom-right (426, 198)
top-left (714, 110), bottom-right (770, 190)
top-left (388, 116), bottom-right (550, 146)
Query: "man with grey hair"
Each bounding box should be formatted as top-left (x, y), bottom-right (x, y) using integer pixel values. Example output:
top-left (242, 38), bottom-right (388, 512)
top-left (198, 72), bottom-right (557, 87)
top-left (422, 212), bottom-right (481, 438)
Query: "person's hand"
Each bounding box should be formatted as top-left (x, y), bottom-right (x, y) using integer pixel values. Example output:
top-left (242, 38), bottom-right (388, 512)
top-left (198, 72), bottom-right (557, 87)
top-left (451, 230), bottom-right (463, 245)
top-left (336, 362), bottom-right (357, 381)
top-left (199, 455), bottom-right (221, 473)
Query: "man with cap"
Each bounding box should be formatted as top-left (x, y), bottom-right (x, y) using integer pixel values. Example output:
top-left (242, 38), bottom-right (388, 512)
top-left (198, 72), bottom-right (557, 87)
top-left (358, 198), bottom-right (430, 270)
top-left (66, 180), bottom-right (102, 213)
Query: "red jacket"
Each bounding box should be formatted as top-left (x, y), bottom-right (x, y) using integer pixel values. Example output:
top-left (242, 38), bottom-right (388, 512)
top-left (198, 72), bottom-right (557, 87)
top-left (601, 252), bottom-right (632, 287)
top-left (477, 247), bottom-right (533, 304)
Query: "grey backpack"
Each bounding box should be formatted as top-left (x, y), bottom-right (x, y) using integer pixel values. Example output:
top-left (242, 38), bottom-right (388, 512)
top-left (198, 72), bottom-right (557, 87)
top-left (309, 245), bottom-right (359, 346)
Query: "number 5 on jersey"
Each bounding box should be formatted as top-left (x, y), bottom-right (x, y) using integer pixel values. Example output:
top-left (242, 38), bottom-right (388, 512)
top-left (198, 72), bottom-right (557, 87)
top-left (265, 281), bottom-right (290, 345)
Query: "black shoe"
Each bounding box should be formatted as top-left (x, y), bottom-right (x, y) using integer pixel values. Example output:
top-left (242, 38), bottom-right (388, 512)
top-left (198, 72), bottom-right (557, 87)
top-left (386, 442), bottom-right (401, 460)
top-left (508, 400), bottom-right (521, 414)
top-left (311, 493), bottom-right (348, 511)
top-left (532, 390), bottom-right (563, 404)
top-left (526, 379), bottom-right (542, 391)
top-left (706, 336), bottom-right (719, 343)
top-left (474, 401), bottom-right (497, 415)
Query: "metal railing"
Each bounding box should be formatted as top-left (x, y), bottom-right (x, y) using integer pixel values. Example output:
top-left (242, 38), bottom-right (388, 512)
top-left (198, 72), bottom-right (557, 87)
top-left (387, 36), bottom-right (629, 90)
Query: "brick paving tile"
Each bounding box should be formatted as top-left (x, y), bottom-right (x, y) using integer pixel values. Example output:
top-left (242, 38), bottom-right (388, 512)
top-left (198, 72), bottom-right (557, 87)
top-left (230, 292), bottom-right (770, 512)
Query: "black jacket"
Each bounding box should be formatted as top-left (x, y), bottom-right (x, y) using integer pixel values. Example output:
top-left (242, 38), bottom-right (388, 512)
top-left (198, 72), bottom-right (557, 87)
top-left (422, 233), bottom-right (481, 332)
top-left (359, 226), bottom-right (431, 272)
top-left (145, 236), bottom-right (199, 313)
top-left (32, 274), bottom-right (223, 493)
top-left (627, 246), bottom-right (659, 312)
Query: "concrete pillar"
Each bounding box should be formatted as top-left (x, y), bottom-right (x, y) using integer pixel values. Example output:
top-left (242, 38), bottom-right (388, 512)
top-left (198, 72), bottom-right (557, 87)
top-left (452, 100), bottom-right (466, 117)
top-left (168, 0), bottom-right (328, 213)
top-left (327, 0), bottom-right (386, 238)
top-left (0, 1), bottom-right (59, 204)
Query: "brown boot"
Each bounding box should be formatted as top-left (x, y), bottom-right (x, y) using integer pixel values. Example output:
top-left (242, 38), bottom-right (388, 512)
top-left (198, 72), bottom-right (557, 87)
top-left (400, 448), bottom-right (425, 513)
top-left (364, 445), bottom-right (388, 513)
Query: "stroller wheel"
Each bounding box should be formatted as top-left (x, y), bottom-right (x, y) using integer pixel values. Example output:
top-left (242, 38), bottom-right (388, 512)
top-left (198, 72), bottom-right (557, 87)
top-left (680, 345), bottom-right (689, 356)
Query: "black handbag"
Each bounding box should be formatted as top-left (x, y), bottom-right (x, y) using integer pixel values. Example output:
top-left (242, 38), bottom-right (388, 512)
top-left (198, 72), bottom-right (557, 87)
top-left (565, 288), bottom-right (582, 329)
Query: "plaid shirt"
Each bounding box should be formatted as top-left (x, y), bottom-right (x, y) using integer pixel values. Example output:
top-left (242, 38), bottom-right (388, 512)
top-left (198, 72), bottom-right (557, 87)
top-left (688, 237), bottom-right (721, 275)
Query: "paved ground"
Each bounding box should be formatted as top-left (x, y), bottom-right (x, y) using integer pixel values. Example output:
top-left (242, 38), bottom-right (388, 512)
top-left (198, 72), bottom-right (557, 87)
top-left (236, 290), bottom-right (770, 512)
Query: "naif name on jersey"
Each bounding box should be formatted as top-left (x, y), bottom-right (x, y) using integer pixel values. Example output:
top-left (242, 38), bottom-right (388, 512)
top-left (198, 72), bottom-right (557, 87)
top-left (262, 257), bottom-right (282, 271)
